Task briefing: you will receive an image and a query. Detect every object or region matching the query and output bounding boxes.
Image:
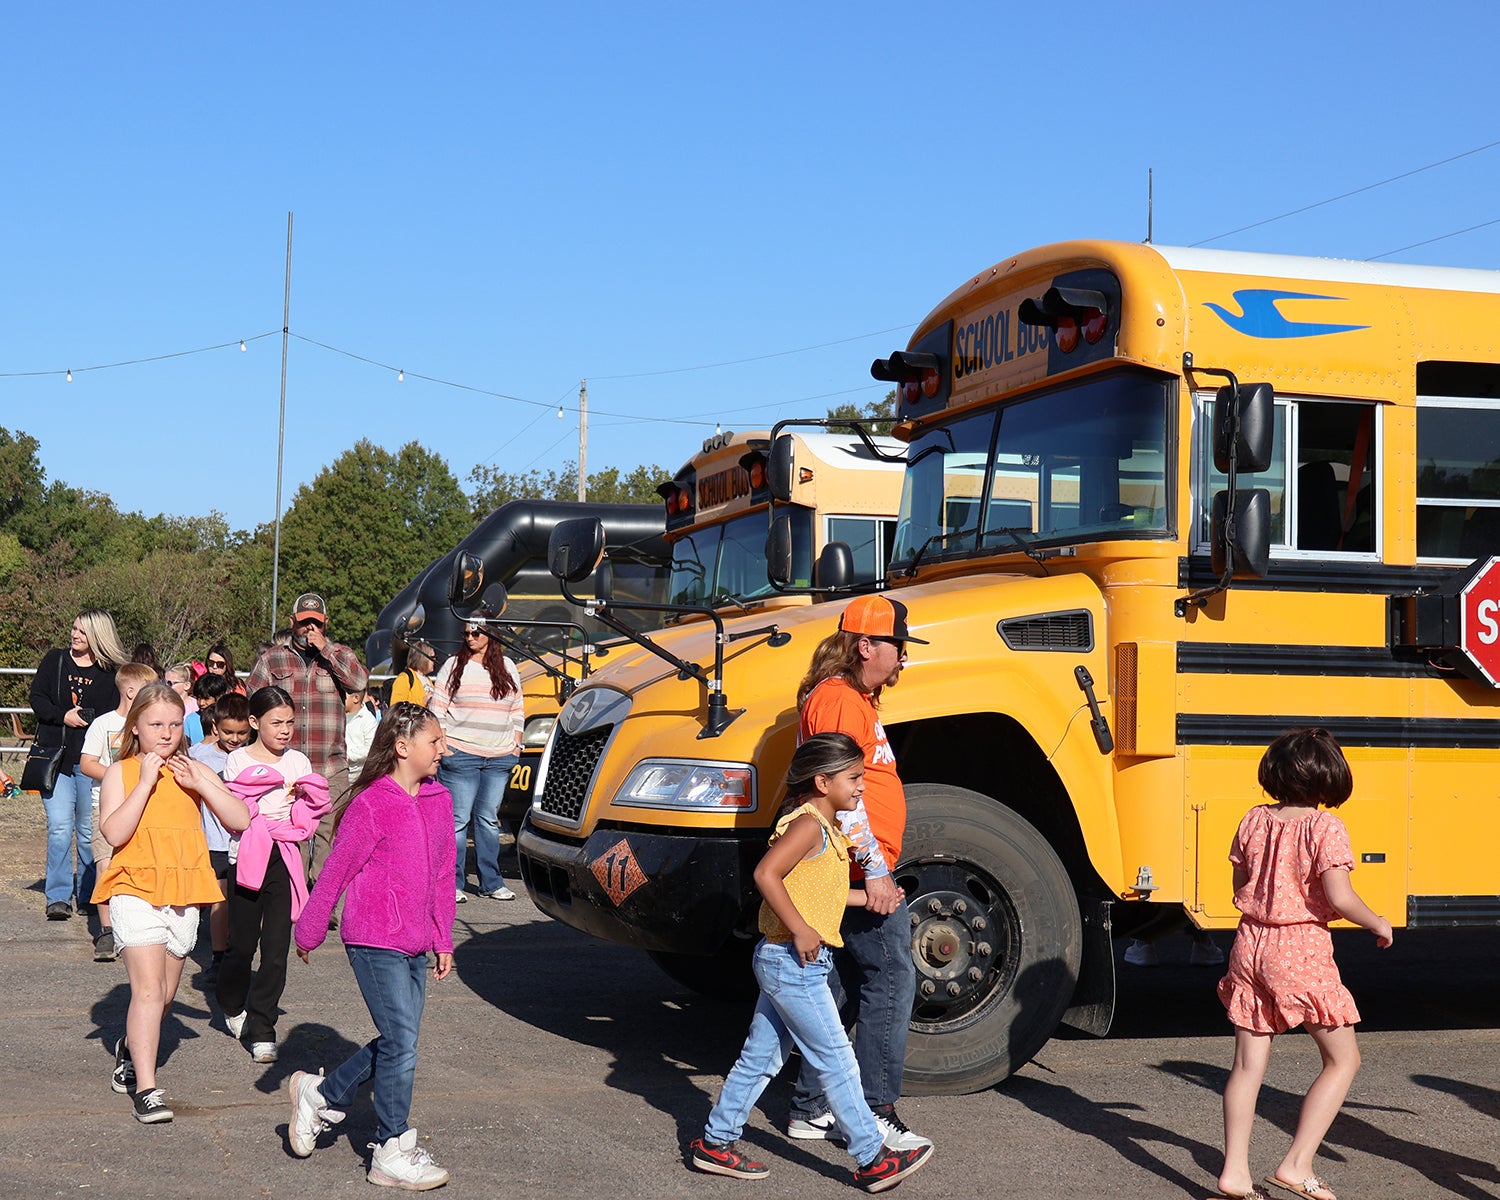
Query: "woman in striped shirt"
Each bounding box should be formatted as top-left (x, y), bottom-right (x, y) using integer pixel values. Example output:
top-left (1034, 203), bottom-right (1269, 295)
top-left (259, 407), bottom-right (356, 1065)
top-left (427, 620), bottom-right (523, 903)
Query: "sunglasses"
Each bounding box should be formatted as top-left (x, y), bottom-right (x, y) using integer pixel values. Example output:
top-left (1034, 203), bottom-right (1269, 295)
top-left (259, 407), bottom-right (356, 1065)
top-left (207, 659), bottom-right (227, 669)
top-left (464, 629), bottom-right (486, 639)
top-left (867, 636), bottom-right (906, 655)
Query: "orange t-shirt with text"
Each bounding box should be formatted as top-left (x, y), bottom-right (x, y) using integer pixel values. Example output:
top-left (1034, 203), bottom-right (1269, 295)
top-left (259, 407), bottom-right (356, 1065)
top-left (798, 677), bottom-right (904, 870)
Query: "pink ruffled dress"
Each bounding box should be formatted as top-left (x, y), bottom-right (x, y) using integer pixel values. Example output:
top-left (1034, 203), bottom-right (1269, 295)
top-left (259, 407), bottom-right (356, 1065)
top-left (1217, 805), bottom-right (1362, 1034)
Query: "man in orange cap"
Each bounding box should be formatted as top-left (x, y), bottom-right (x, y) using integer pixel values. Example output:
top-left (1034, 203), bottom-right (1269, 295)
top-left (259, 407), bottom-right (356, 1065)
top-left (786, 594), bottom-right (931, 1152)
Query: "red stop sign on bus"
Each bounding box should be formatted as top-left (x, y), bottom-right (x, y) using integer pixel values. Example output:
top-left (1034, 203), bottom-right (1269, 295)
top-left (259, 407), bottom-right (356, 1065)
top-left (1458, 556), bottom-right (1500, 686)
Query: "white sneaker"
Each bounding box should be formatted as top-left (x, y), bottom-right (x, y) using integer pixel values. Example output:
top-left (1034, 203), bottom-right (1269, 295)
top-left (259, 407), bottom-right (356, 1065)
top-left (251, 1041), bottom-right (278, 1063)
top-left (454, 889), bottom-right (468, 904)
top-left (480, 886), bottom-right (516, 901)
top-left (288, 1069), bottom-right (345, 1157)
top-left (224, 1010), bottom-right (247, 1038)
top-left (1123, 939), bottom-right (1159, 967)
top-left (787, 1112), bottom-right (842, 1140)
top-left (368, 1128), bottom-right (450, 1190)
top-left (873, 1105), bottom-right (932, 1151)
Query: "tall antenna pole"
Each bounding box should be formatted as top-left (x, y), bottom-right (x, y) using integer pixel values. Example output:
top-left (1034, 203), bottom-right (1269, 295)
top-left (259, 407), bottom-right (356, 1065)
top-left (271, 212), bottom-right (293, 634)
top-left (1146, 168), bottom-right (1154, 244)
top-left (577, 378), bottom-right (588, 502)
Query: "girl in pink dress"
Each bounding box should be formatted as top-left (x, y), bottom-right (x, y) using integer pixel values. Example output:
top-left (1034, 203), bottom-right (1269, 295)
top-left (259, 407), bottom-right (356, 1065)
top-left (1215, 728), bottom-right (1393, 1200)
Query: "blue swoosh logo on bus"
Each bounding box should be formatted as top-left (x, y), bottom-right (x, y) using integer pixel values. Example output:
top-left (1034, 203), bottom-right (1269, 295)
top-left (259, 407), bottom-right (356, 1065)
top-left (1203, 289), bottom-right (1369, 339)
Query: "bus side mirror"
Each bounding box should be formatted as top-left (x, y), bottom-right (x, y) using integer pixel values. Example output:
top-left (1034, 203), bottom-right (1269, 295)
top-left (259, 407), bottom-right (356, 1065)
top-left (1213, 382), bottom-right (1274, 473)
top-left (814, 542), bottom-right (854, 593)
top-left (766, 510), bottom-right (794, 586)
top-left (1211, 488), bottom-right (1271, 578)
top-left (480, 583), bottom-right (509, 615)
top-left (766, 435), bottom-right (795, 504)
top-left (549, 517), bottom-right (607, 584)
top-left (396, 604), bottom-right (426, 638)
top-left (448, 552), bottom-right (484, 605)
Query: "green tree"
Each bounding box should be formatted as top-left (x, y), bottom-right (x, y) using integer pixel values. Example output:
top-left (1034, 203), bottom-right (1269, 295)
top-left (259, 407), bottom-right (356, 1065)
top-left (0, 427), bottom-right (46, 527)
top-left (467, 459), bottom-right (670, 516)
top-left (826, 390), bottom-right (897, 436)
top-left (278, 439), bottom-right (471, 647)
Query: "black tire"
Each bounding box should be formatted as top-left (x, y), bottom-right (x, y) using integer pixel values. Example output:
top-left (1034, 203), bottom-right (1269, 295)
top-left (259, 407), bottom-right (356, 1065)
top-left (897, 783), bottom-right (1081, 1095)
top-left (648, 939), bottom-right (757, 1001)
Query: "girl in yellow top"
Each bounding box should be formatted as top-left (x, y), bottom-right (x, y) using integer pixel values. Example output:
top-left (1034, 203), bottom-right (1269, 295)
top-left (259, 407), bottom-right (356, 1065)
top-left (688, 734), bottom-right (935, 1193)
top-left (92, 682), bottom-right (250, 1124)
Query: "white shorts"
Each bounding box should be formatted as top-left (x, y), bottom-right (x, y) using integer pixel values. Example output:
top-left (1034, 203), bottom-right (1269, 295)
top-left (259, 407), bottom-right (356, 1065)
top-left (108, 895), bottom-right (199, 958)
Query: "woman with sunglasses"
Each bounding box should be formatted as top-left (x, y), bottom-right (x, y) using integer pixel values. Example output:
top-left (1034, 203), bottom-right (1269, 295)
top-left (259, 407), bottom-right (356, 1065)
top-left (203, 643), bottom-right (246, 695)
top-left (426, 616), bottom-right (523, 903)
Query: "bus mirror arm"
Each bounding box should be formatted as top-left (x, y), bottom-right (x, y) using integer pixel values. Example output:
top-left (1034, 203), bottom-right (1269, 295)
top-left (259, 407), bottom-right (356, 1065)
top-left (1074, 666), bottom-right (1114, 754)
top-left (556, 578), bottom-right (745, 737)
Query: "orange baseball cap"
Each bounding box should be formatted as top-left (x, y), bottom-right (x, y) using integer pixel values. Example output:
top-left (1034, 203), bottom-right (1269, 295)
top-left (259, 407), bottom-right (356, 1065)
top-left (837, 594), bottom-right (928, 644)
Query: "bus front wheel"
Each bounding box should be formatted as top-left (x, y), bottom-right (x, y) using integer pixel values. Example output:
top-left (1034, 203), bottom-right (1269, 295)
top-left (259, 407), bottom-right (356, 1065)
top-left (897, 783), bottom-right (1081, 1095)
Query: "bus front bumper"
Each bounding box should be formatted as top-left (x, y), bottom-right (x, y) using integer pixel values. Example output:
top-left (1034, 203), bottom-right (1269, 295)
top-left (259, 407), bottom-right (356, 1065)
top-left (516, 815), bottom-right (765, 955)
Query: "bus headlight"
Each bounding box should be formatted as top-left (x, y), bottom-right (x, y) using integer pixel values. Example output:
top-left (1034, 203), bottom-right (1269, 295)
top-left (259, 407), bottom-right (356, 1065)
top-left (523, 715), bottom-right (556, 749)
top-left (615, 760), bottom-right (757, 812)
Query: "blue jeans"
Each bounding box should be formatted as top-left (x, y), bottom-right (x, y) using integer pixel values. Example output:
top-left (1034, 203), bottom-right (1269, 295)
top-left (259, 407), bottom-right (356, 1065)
top-left (43, 768), bottom-right (93, 905)
top-left (321, 946), bottom-right (427, 1144)
top-left (439, 749), bottom-right (515, 893)
top-left (705, 939), bottom-right (883, 1167)
top-left (791, 896), bottom-right (916, 1117)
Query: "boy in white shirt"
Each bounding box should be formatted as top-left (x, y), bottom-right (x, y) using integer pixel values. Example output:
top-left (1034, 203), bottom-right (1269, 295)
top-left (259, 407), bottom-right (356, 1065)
top-left (79, 662), bottom-right (159, 961)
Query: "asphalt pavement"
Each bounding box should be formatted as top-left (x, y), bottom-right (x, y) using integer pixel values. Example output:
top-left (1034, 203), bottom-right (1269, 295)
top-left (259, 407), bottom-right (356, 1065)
top-left (1, 800), bottom-right (1497, 1200)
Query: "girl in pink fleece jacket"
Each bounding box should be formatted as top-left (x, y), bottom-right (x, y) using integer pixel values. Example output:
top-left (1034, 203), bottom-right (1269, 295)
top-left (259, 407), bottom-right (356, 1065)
top-left (216, 686), bottom-right (328, 1065)
top-left (289, 702), bottom-right (457, 1190)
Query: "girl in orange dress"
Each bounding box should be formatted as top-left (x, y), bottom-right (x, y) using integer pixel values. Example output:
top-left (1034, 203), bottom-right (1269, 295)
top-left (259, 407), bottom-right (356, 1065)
top-left (1215, 728), bottom-right (1393, 1200)
top-left (91, 683), bottom-right (250, 1124)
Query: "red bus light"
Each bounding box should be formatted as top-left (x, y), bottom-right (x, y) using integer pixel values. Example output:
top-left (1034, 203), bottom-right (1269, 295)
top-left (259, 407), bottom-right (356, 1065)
top-left (1082, 308), bottom-right (1107, 344)
top-left (1055, 316), bottom-right (1079, 353)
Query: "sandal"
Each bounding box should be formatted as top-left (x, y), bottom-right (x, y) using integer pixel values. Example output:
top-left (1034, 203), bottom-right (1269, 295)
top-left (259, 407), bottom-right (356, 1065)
top-left (1264, 1175), bottom-right (1336, 1200)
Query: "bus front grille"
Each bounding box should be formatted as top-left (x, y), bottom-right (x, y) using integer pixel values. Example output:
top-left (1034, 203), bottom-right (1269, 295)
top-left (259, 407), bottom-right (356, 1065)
top-left (535, 725), bottom-right (613, 823)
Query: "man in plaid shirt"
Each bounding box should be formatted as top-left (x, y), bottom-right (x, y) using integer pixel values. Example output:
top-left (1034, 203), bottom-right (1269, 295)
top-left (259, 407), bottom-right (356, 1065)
top-left (247, 592), bottom-right (368, 882)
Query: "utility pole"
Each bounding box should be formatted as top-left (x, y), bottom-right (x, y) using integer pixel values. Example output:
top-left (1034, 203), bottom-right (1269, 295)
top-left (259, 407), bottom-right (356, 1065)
top-left (271, 211), bottom-right (293, 634)
top-left (578, 378), bottom-right (588, 502)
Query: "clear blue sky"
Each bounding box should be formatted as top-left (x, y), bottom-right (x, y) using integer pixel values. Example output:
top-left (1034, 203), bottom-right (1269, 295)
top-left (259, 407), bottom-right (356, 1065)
top-left (6, 2), bottom-right (1499, 533)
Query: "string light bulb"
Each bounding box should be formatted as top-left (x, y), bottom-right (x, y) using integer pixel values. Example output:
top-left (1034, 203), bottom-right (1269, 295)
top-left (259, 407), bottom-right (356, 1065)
top-left (66, 369), bottom-right (73, 382)
top-left (397, 369), bottom-right (404, 383)
top-left (557, 405), bottom-right (564, 419)
top-left (239, 340), bottom-right (247, 352)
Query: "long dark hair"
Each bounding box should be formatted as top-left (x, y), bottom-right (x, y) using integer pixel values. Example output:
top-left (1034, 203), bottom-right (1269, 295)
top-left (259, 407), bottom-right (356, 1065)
top-left (248, 685), bottom-right (295, 721)
top-left (779, 732), bottom-right (864, 818)
top-left (205, 642), bottom-right (237, 682)
top-left (446, 613), bottom-right (516, 701)
top-left (335, 702), bottom-right (438, 830)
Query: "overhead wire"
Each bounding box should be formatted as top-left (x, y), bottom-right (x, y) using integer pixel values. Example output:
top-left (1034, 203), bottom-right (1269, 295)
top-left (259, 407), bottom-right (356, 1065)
top-left (1368, 217), bottom-right (1500, 261)
top-left (1190, 137), bottom-right (1500, 247)
top-left (0, 330), bottom-right (280, 378)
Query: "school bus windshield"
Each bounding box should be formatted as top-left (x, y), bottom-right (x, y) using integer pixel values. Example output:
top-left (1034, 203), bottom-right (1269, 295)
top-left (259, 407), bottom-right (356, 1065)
top-left (891, 370), bottom-right (1172, 565)
top-left (668, 508), bottom-right (813, 604)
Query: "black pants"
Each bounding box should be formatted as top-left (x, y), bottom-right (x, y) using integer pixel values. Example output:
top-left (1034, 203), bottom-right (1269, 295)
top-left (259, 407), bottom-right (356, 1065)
top-left (216, 850), bottom-right (293, 1043)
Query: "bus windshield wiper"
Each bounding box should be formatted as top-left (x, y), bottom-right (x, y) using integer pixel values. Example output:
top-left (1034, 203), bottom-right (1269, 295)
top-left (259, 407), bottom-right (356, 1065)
top-left (902, 526), bottom-right (976, 578)
top-left (984, 525), bottom-right (1049, 573)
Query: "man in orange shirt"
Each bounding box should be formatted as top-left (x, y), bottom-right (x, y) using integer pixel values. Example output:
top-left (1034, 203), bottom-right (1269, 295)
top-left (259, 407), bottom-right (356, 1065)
top-left (786, 594), bottom-right (931, 1152)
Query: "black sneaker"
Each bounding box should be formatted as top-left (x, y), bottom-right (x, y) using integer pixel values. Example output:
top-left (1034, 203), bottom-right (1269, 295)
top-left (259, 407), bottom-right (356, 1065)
top-left (94, 932), bottom-right (116, 962)
top-left (854, 1143), bottom-right (934, 1193)
top-left (132, 1087), bottom-right (172, 1123)
top-left (689, 1137), bottom-right (770, 1180)
top-left (112, 1038), bottom-right (135, 1094)
top-left (46, 901), bottom-right (72, 920)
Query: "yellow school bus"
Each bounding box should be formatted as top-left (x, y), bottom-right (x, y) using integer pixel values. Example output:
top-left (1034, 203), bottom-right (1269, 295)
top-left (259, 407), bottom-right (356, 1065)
top-left (505, 430), bottom-right (903, 830)
top-left (519, 239), bottom-right (1500, 1094)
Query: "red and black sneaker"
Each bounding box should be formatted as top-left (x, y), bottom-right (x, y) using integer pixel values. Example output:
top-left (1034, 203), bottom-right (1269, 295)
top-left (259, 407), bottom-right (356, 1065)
top-left (689, 1137), bottom-right (770, 1180)
top-left (854, 1142), bottom-right (934, 1192)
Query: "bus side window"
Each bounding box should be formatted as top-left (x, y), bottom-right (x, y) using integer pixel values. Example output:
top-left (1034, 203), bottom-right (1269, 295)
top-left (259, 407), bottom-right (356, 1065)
top-left (1294, 401), bottom-right (1376, 555)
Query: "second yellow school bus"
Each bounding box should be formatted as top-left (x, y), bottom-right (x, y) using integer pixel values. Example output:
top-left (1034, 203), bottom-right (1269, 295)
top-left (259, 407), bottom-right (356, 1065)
top-left (519, 240), bottom-right (1500, 1093)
